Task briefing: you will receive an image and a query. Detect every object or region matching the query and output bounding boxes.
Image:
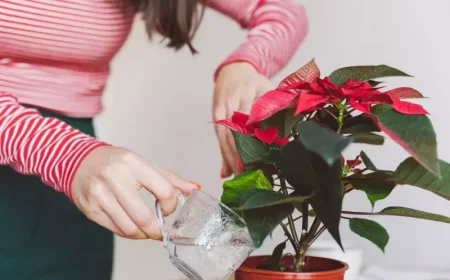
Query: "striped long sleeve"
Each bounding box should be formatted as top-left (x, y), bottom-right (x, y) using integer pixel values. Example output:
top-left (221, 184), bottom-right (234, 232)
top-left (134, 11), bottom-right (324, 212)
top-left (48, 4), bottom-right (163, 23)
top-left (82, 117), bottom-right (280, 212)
top-left (0, 0), bottom-right (308, 201)
top-left (208, 0), bottom-right (309, 79)
top-left (0, 93), bottom-right (108, 199)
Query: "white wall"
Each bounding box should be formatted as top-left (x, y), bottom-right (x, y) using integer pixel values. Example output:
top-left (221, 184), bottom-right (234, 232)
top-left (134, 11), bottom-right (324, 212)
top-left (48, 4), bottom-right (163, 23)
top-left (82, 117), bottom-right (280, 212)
top-left (95, 1), bottom-right (450, 279)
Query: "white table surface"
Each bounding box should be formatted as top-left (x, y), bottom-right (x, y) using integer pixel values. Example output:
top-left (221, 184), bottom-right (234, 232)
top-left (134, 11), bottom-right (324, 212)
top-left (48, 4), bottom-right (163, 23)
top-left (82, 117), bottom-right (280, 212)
top-left (359, 265), bottom-right (450, 280)
top-left (176, 267), bottom-right (450, 280)
top-left (178, 266), bottom-right (450, 280)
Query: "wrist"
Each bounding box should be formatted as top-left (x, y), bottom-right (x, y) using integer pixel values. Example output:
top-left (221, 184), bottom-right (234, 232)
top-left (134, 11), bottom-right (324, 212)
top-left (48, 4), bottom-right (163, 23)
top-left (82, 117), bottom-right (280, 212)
top-left (216, 62), bottom-right (260, 81)
top-left (65, 141), bottom-right (112, 202)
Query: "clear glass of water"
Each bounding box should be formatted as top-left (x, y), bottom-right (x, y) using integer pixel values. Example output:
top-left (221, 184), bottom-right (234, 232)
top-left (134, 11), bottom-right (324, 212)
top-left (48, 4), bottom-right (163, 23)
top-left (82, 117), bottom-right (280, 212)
top-left (155, 189), bottom-right (254, 280)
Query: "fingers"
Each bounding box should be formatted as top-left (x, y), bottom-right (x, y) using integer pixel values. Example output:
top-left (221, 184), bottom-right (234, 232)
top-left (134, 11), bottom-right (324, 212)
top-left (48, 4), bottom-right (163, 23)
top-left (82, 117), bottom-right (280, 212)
top-left (214, 78), bottom-right (273, 178)
top-left (153, 165), bottom-right (199, 195)
top-left (133, 160), bottom-right (179, 216)
top-left (91, 210), bottom-right (126, 238)
top-left (107, 177), bottom-right (161, 239)
top-left (218, 121), bottom-right (233, 179)
top-left (101, 195), bottom-right (149, 239)
top-left (238, 96), bottom-right (255, 115)
top-left (90, 181), bottom-right (151, 239)
top-left (216, 124), bottom-right (239, 177)
top-left (81, 184), bottom-right (146, 239)
top-left (73, 146), bottom-right (198, 241)
top-left (225, 129), bottom-right (241, 175)
top-left (258, 78), bottom-right (274, 96)
top-left (221, 159), bottom-right (232, 179)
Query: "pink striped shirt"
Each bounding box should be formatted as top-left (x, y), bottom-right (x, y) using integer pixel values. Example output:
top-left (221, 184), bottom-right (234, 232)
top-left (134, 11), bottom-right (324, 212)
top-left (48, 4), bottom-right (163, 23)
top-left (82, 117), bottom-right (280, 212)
top-left (0, 0), bottom-right (308, 198)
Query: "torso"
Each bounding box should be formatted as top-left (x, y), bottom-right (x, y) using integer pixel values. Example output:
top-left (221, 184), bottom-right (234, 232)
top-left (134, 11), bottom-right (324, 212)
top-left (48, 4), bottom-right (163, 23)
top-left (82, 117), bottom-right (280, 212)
top-left (0, 0), bottom-right (134, 116)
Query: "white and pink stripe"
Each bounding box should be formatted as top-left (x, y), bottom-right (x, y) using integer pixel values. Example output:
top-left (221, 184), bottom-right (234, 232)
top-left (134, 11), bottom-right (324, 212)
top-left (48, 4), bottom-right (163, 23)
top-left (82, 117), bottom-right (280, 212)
top-left (0, 0), bottom-right (308, 197)
top-left (0, 93), bottom-right (109, 199)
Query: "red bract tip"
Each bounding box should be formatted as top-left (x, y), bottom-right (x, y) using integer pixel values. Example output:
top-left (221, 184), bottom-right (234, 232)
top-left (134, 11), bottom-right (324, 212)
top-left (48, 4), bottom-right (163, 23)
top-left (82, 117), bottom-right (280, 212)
top-left (255, 127), bottom-right (279, 144)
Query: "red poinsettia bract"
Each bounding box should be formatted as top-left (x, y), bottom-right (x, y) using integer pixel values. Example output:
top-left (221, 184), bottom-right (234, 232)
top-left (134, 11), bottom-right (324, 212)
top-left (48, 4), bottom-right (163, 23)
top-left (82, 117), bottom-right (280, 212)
top-left (215, 111), bottom-right (289, 146)
top-left (248, 77), bottom-right (428, 125)
top-left (346, 155), bottom-right (362, 168)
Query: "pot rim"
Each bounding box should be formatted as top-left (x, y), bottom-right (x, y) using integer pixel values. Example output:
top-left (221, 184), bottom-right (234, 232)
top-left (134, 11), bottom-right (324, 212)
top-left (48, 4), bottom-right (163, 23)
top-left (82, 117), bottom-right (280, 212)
top-left (237, 255), bottom-right (349, 277)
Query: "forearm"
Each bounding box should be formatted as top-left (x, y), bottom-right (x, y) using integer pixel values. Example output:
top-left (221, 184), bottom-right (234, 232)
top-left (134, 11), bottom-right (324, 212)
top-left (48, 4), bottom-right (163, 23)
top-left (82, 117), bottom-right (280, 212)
top-left (209, 0), bottom-right (309, 79)
top-left (0, 93), bottom-right (109, 199)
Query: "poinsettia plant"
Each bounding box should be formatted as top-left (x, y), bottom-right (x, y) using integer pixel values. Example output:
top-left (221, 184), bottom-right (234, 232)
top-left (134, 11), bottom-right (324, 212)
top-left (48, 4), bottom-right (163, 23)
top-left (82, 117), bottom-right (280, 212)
top-left (215, 59), bottom-right (450, 272)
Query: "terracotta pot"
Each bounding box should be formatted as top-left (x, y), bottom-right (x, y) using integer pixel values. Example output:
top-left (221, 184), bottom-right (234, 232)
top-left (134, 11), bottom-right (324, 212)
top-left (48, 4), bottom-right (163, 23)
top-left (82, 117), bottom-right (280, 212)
top-left (235, 255), bottom-right (348, 280)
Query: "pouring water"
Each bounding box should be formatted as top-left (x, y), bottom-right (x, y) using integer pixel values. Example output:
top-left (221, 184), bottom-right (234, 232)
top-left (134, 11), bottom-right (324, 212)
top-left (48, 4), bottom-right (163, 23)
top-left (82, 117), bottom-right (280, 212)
top-left (155, 190), bottom-right (255, 280)
top-left (167, 237), bottom-right (252, 280)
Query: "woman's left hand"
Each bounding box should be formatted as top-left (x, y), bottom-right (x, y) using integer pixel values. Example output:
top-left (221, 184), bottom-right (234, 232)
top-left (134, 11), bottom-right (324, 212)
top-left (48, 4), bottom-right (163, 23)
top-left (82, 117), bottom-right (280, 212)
top-left (213, 62), bottom-right (273, 179)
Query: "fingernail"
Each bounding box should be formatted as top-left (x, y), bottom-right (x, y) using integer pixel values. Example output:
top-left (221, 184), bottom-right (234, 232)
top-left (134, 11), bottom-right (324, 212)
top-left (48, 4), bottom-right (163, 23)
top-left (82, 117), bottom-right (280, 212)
top-left (220, 168), bottom-right (226, 178)
top-left (237, 159), bottom-right (245, 170)
top-left (188, 181), bottom-right (201, 190)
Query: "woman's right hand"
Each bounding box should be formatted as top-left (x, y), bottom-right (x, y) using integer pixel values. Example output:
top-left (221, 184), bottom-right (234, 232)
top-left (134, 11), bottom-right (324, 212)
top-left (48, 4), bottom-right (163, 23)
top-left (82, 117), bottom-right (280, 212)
top-left (71, 146), bottom-right (199, 240)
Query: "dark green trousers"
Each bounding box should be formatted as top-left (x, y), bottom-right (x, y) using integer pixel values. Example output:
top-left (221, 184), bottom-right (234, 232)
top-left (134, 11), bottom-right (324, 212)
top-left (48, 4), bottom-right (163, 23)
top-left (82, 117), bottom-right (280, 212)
top-left (0, 110), bottom-right (113, 280)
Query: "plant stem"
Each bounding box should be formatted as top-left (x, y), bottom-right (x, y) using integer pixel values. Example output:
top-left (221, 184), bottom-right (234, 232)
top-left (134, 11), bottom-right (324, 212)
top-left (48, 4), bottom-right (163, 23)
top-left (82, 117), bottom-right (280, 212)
top-left (344, 182), bottom-right (354, 193)
top-left (301, 204), bottom-right (309, 234)
top-left (308, 226), bottom-right (326, 247)
top-left (306, 218), bottom-right (321, 242)
top-left (336, 110), bottom-right (345, 134)
top-left (293, 205), bottom-right (309, 271)
top-left (290, 215), bottom-right (303, 223)
top-left (280, 178), bottom-right (300, 247)
top-left (294, 241), bottom-right (308, 272)
top-left (306, 112), bottom-right (315, 121)
top-left (288, 215), bottom-right (300, 246)
top-left (274, 183), bottom-right (295, 190)
top-left (294, 217), bottom-right (321, 272)
top-left (322, 108), bottom-right (337, 119)
top-left (292, 204), bottom-right (309, 271)
top-left (341, 211), bottom-right (373, 216)
top-left (280, 222), bottom-right (300, 255)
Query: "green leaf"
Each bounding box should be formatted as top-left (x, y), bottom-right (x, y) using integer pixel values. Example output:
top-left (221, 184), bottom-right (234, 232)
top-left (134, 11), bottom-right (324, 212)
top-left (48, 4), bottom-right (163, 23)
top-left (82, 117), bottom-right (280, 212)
top-left (341, 124), bottom-right (380, 135)
top-left (349, 218), bottom-right (389, 253)
top-left (341, 114), bottom-right (381, 134)
top-left (268, 241), bottom-right (286, 270)
top-left (221, 170), bottom-right (273, 208)
top-left (238, 189), bottom-right (300, 247)
top-left (316, 106), bottom-right (354, 132)
top-left (297, 121), bottom-right (352, 166)
top-left (393, 157), bottom-right (450, 199)
top-left (372, 107), bottom-right (439, 176)
top-left (329, 65), bottom-right (411, 86)
top-left (278, 139), bottom-right (344, 249)
top-left (350, 132), bottom-right (385, 145)
top-left (262, 109), bottom-right (302, 138)
top-left (368, 80), bottom-right (383, 87)
top-left (284, 110), bottom-right (303, 137)
top-left (360, 151), bottom-right (378, 171)
top-left (350, 171), bottom-right (396, 208)
top-left (371, 104), bottom-right (393, 115)
top-left (261, 110), bottom-right (285, 137)
top-left (232, 131), bottom-right (280, 165)
top-left (237, 189), bottom-right (310, 210)
top-left (378, 207), bottom-right (450, 224)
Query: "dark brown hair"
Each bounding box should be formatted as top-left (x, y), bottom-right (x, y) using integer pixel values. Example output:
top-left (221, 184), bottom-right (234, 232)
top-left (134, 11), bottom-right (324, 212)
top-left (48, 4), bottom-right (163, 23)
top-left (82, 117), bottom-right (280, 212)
top-left (129, 0), bottom-right (205, 53)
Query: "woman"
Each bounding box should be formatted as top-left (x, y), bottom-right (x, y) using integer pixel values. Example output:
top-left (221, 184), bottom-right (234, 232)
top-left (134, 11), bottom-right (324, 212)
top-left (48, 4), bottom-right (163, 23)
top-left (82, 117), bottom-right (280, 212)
top-left (0, 0), bottom-right (308, 279)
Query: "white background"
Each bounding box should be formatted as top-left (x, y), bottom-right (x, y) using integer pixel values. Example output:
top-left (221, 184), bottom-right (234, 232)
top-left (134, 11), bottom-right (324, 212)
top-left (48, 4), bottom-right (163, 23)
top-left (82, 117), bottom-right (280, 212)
top-left (95, 0), bottom-right (450, 279)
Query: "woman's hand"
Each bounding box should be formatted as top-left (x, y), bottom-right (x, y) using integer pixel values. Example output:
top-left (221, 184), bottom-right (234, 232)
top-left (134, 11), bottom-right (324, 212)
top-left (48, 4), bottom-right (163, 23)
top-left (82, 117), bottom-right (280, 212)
top-left (213, 62), bottom-right (273, 178)
top-left (71, 146), bottom-right (199, 240)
